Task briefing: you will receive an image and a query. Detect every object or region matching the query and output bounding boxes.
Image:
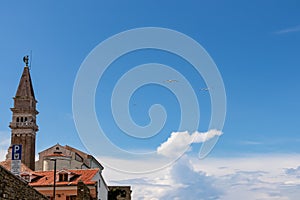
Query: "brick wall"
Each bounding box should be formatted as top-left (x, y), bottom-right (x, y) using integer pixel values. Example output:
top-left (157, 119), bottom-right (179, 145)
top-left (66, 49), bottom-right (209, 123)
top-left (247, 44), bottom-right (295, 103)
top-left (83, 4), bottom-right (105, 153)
top-left (0, 165), bottom-right (48, 200)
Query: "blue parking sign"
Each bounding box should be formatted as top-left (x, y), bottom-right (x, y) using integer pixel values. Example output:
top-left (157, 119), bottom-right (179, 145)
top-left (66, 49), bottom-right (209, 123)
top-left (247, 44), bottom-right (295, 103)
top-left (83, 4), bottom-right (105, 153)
top-left (12, 144), bottom-right (22, 160)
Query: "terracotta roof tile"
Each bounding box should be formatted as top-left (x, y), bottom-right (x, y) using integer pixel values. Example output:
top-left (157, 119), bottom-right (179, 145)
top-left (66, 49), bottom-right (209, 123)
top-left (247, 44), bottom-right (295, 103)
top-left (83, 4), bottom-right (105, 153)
top-left (29, 169), bottom-right (99, 187)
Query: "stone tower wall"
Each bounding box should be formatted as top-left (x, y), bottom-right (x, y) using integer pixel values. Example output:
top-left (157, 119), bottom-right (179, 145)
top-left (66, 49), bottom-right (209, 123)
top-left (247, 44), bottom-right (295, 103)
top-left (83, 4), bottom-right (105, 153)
top-left (9, 66), bottom-right (38, 171)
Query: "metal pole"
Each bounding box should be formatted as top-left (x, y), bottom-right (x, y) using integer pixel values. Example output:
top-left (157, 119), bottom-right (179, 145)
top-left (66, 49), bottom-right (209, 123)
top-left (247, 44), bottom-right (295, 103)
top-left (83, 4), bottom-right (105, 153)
top-left (53, 159), bottom-right (56, 200)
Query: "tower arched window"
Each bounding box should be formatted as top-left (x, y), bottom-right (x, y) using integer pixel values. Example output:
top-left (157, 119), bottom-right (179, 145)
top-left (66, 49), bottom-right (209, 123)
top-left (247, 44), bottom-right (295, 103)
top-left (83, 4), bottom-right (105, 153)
top-left (16, 117), bottom-right (19, 122)
top-left (21, 117), bottom-right (23, 122)
top-left (24, 117), bottom-right (28, 122)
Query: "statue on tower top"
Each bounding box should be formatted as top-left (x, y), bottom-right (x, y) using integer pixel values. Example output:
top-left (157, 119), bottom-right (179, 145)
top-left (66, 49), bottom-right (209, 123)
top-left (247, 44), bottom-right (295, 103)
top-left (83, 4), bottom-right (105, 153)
top-left (23, 55), bottom-right (29, 66)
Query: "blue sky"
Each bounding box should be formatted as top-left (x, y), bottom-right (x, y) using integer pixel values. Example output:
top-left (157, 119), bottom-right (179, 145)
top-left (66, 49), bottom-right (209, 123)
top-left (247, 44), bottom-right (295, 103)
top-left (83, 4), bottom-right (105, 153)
top-left (0, 1), bottom-right (300, 199)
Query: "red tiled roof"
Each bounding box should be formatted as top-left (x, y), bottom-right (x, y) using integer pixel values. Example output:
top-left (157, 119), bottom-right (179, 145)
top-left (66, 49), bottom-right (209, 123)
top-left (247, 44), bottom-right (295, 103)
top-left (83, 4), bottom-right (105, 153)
top-left (0, 160), bottom-right (33, 173)
top-left (29, 169), bottom-right (99, 187)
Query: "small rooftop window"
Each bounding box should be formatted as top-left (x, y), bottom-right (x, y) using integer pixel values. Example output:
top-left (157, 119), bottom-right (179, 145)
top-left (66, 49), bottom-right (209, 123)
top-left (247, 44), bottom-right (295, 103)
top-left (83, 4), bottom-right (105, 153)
top-left (59, 173), bottom-right (68, 182)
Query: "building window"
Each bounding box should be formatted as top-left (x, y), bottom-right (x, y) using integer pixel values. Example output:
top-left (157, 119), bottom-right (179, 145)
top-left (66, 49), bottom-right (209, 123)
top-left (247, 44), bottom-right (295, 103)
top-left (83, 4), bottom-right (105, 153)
top-left (16, 117), bottom-right (19, 122)
top-left (54, 146), bottom-right (62, 154)
top-left (59, 173), bottom-right (68, 182)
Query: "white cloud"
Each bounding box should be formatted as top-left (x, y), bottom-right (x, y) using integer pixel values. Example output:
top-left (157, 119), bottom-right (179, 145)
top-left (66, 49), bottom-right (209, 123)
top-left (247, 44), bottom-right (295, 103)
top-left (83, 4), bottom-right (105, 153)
top-left (275, 25), bottom-right (300, 34)
top-left (103, 154), bottom-right (300, 200)
top-left (0, 149), bottom-right (8, 161)
top-left (285, 166), bottom-right (300, 178)
top-left (157, 130), bottom-right (222, 158)
top-left (109, 177), bottom-right (172, 200)
top-left (239, 140), bottom-right (263, 145)
top-left (105, 156), bottom-right (222, 200)
top-left (0, 131), bottom-right (10, 161)
top-left (160, 156), bottom-right (222, 200)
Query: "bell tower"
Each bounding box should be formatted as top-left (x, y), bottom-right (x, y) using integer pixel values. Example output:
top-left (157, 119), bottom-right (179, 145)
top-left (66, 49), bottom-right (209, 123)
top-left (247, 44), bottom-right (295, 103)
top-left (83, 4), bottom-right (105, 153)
top-left (9, 56), bottom-right (39, 170)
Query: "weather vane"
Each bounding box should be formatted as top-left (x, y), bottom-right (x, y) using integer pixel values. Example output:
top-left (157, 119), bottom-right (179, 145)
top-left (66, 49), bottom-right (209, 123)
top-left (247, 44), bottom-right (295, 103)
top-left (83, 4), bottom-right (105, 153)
top-left (23, 55), bottom-right (29, 66)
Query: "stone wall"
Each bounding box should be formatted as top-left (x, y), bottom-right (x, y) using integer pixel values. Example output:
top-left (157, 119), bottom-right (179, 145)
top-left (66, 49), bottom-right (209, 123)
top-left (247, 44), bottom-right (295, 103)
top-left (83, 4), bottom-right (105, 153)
top-left (0, 165), bottom-right (48, 200)
top-left (77, 180), bottom-right (94, 200)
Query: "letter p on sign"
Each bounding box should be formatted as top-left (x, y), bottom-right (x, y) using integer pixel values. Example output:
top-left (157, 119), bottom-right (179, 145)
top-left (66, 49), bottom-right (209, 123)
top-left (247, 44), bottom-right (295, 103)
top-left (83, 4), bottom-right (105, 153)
top-left (12, 144), bottom-right (22, 160)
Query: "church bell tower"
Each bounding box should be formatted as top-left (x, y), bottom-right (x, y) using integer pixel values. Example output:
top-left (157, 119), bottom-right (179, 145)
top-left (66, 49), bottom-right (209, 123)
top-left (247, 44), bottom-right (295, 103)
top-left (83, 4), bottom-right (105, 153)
top-left (9, 56), bottom-right (38, 170)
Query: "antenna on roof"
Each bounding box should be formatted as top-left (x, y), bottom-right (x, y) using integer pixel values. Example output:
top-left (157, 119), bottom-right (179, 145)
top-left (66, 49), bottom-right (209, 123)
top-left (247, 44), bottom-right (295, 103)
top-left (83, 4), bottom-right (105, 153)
top-left (29, 50), bottom-right (32, 70)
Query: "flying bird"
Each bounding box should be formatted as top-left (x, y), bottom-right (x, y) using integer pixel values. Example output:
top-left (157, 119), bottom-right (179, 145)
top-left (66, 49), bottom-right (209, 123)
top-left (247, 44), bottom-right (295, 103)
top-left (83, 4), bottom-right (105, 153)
top-left (164, 79), bottom-right (178, 83)
top-left (200, 87), bottom-right (210, 91)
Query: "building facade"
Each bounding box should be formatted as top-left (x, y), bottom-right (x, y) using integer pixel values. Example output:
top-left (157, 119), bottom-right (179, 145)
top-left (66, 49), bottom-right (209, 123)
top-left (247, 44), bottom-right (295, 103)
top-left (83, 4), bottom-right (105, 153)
top-left (34, 144), bottom-right (109, 200)
top-left (35, 144), bottom-right (104, 171)
top-left (30, 169), bottom-right (108, 200)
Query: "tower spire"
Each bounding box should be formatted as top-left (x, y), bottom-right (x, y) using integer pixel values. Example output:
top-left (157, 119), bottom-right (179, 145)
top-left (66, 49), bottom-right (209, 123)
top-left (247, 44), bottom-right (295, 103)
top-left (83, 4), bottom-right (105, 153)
top-left (15, 60), bottom-right (35, 99)
top-left (8, 56), bottom-right (39, 170)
